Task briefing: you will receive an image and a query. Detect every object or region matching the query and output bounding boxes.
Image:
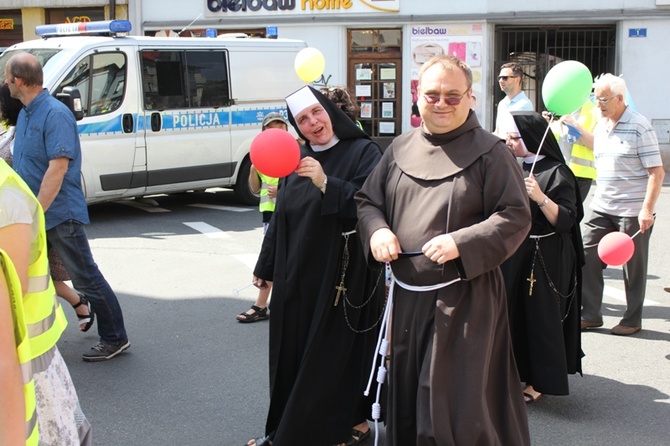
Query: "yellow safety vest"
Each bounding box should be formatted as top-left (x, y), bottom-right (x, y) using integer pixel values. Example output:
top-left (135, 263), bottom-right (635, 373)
top-left (0, 160), bottom-right (67, 381)
top-left (258, 172), bottom-right (279, 213)
top-left (1, 249), bottom-right (39, 446)
top-left (568, 101), bottom-right (597, 180)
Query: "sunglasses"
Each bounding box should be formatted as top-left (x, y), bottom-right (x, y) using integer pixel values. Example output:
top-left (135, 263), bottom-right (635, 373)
top-left (498, 75), bottom-right (519, 81)
top-left (422, 89), bottom-right (469, 106)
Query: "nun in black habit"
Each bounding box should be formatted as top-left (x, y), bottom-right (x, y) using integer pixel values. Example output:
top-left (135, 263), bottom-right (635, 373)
top-left (248, 86), bottom-right (384, 446)
top-left (501, 111), bottom-right (584, 404)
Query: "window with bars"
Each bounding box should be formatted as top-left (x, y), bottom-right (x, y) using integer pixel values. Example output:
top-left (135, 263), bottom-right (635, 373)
top-left (494, 26), bottom-right (616, 119)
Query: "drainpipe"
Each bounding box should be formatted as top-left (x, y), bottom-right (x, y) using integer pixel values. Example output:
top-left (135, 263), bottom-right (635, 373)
top-left (109, 0), bottom-right (116, 20)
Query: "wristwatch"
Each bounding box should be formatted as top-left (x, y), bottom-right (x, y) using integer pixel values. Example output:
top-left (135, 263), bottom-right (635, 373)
top-left (537, 197), bottom-right (550, 208)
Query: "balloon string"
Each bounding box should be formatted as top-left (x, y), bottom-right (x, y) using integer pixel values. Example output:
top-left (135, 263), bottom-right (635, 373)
top-left (232, 283), bottom-right (254, 297)
top-left (529, 115), bottom-right (555, 177)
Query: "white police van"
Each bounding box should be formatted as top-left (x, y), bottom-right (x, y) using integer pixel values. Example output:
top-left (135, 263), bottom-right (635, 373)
top-left (0, 20), bottom-right (306, 205)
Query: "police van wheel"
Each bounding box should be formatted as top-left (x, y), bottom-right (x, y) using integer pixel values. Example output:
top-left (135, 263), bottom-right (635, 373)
top-left (234, 157), bottom-right (260, 206)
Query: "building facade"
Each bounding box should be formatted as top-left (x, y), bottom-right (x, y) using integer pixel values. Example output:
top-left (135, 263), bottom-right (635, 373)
top-left (2, 0), bottom-right (670, 156)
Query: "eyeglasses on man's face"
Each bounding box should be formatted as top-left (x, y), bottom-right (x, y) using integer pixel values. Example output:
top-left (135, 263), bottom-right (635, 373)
top-left (422, 89), bottom-right (469, 106)
top-left (498, 75), bottom-right (519, 81)
top-left (596, 96), bottom-right (616, 105)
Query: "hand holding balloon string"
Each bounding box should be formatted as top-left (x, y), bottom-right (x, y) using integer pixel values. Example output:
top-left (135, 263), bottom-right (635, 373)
top-left (296, 157), bottom-right (326, 189)
top-left (597, 216), bottom-right (654, 266)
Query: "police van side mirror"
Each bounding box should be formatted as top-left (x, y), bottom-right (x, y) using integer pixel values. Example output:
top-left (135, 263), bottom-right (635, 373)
top-left (56, 86), bottom-right (84, 121)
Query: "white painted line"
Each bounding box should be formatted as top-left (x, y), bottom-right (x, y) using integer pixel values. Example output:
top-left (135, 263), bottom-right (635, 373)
top-left (604, 285), bottom-right (659, 306)
top-left (183, 222), bottom-right (230, 238)
top-left (232, 253), bottom-right (259, 270)
top-left (189, 204), bottom-right (254, 212)
top-left (118, 200), bottom-right (171, 213)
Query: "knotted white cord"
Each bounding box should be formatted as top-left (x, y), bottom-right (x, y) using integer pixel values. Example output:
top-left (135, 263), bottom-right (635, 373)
top-left (364, 272), bottom-right (461, 446)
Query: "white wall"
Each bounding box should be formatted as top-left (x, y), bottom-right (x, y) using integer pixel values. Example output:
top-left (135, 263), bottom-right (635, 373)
top-left (620, 19), bottom-right (670, 121)
top-left (620, 18), bottom-right (670, 165)
top-left (278, 25), bottom-right (348, 87)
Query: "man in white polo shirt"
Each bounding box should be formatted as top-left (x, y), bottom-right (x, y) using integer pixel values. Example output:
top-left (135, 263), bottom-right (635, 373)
top-left (581, 74), bottom-right (665, 336)
top-left (494, 62), bottom-right (534, 137)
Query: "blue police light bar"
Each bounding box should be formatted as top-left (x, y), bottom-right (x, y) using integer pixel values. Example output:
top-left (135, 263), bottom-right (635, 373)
top-left (206, 28), bottom-right (218, 38)
top-left (35, 20), bottom-right (132, 38)
top-left (266, 26), bottom-right (278, 39)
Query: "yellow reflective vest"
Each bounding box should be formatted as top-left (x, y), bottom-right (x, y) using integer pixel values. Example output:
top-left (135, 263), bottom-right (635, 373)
top-left (549, 101), bottom-right (597, 180)
top-left (569, 101), bottom-right (597, 180)
top-left (258, 172), bottom-right (279, 213)
top-left (0, 159), bottom-right (67, 407)
top-left (0, 249), bottom-right (39, 446)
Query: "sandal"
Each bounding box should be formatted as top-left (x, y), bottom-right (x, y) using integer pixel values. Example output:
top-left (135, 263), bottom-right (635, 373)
top-left (523, 391), bottom-right (542, 404)
top-left (72, 294), bottom-right (95, 332)
top-left (345, 428), bottom-right (370, 446)
top-left (236, 305), bottom-right (269, 323)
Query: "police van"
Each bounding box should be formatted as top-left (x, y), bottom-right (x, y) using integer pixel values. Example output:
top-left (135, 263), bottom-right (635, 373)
top-left (0, 20), bottom-right (306, 205)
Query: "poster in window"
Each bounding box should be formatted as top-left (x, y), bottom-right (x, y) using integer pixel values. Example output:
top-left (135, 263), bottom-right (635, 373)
top-left (379, 121), bottom-right (395, 134)
top-left (380, 67), bottom-right (396, 80)
top-left (356, 68), bottom-right (372, 81)
top-left (356, 84), bottom-right (372, 97)
top-left (382, 102), bottom-right (394, 118)
top-left (360, 102), bottom-right (372, 119)
top-left (383, 82), bottom-right (395, 99)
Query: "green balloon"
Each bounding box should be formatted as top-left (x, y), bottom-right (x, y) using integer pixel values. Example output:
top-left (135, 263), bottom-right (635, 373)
top-left (542, 61), bottom-right (593, 115)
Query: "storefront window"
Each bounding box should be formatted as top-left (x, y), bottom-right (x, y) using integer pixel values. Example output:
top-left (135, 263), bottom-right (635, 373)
top-left (47, 8), bottom-right (105, 24)
top-left (0, 10), bottom-right (22, 48)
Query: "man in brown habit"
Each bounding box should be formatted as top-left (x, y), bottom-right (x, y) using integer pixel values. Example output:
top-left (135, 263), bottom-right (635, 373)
top-left (355, 55), bottom-right (532, 445)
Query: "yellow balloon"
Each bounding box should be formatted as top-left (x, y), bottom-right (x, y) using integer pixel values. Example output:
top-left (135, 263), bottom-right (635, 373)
top-left (294, 47), bottom-right (325, 83)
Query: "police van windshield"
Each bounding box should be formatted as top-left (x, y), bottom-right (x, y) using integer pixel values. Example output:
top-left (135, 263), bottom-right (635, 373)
top-left (0, 48), bottom-right (67, 83)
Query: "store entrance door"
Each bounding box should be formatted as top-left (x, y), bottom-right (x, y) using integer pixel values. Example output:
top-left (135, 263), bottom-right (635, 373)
top-left (348, 29), bottom-right (402, 149)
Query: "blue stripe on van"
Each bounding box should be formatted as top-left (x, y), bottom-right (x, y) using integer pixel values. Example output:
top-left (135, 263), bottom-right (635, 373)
top-left (76, 108), bottom-right (288, 136)
top-left (78, 116), bottom-right (124, 135)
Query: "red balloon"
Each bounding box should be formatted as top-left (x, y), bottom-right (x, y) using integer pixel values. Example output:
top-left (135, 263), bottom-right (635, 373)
top-left (597, 232), bottom-right (635, 266)
top-left (249, 128), bottom-right (300, 178)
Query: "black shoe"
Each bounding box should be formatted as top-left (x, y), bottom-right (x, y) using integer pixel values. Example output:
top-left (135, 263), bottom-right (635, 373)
top-left (82, 340), bottom-right (130, 362)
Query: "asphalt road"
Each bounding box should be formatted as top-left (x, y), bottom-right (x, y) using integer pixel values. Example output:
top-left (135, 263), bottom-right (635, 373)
top-left (56, 186), bottom-right (670, 446)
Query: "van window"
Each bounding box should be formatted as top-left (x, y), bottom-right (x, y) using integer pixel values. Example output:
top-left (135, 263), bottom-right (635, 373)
top-left (58, 52), bottom-right (127, 117)
top-left (141, 49), bottom-right (231, 110)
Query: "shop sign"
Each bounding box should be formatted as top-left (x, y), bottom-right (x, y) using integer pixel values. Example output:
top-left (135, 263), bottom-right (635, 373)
top-left (0, 18), bottom-right (14, 30)
top-left (206, 0), bottom-right (399, 15)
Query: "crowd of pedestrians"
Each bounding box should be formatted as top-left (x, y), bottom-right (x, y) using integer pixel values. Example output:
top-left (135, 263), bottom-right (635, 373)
top-left (1, 47), bottom-right (665, 445)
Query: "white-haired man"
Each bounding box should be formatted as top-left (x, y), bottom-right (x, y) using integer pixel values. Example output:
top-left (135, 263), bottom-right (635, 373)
top-left (581, 74), bottom-right (664, 335)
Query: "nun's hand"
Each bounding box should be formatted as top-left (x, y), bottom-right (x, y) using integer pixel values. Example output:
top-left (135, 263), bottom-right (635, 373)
top-left (525, 174), bottom-right (544, 203)
top-left (296, 157), bottom-right (327, 189)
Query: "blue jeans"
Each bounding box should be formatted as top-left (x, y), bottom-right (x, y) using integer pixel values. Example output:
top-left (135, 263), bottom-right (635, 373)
top-left (47, 220), bottom-right (128, 344)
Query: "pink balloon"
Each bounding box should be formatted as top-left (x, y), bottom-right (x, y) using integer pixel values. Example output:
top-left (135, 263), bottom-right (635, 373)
top-left (250, 128), bottom-right (300, 178)
top-left (597, 232), bottom-right (635, 266)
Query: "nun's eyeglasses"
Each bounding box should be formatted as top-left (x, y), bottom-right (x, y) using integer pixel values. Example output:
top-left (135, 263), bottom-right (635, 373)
top-left (422, 89), bottom-right (469, 106)
top-left (506, 134), bottom-right (523, 141)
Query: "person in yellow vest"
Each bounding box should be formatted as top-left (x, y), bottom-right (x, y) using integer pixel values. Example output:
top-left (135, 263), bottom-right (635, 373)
top-left (545, 99), bottom-right (598, 202)
top-left (236, 112), bottom-right (288, 322)
top-left (0, 249), bottom-right (37, 445)
top-left (0, 158), bottom-right (92, 445)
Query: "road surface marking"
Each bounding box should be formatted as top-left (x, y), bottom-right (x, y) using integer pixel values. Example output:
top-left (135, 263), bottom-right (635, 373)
top-left (183, 222), bottom-right (230, 238)
top-left (189, 204), bottom-right (254, 212)
top-left (604, 285), bottom-right (659, 306)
